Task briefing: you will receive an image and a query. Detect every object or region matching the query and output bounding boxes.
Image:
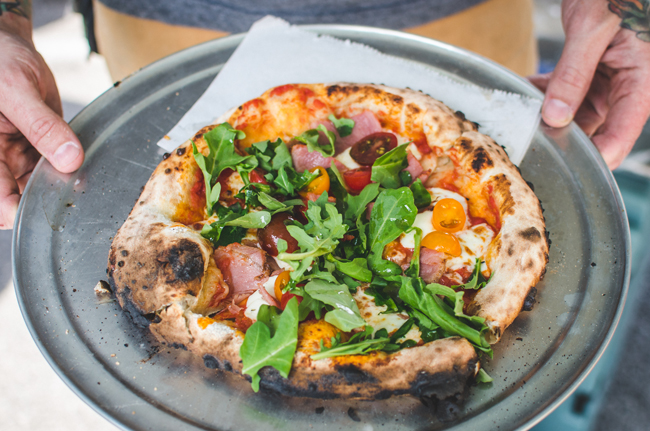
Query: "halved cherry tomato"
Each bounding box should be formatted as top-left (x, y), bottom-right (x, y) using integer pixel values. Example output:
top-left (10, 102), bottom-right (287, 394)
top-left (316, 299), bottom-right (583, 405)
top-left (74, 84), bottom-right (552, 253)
top-left (342, 167), bottom-right (372, 193)
top-left (432, 198), bottom-right (466, 233)
top-left (349, 132), bottom-right (398, 165)
top-left (280, 292), bottom-right (303, 310)
top-left (274, 270), bottom-right (291, 301)
top-left (258, 213), bottom-right (299, 256)
top-left (249, 169), bottom-right (268, 185)
top-left (299, 166), bottom-right (330, 197)
top-left (421, 231), bottom-right (462, 256)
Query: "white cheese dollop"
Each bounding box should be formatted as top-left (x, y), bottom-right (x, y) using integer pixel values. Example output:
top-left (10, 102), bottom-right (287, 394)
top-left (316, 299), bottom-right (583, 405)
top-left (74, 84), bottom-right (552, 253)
top-left (334, 147), bottom-right (361, 170)
top-left (243, 275), bottom-right (278, 321)
top-left (400, 210), bottom-right (434, 249)
top-left (353, 288), bottom-right (422, 342)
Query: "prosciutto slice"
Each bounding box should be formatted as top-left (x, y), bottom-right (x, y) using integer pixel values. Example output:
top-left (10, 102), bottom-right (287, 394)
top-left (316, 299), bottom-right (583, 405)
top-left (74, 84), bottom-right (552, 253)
top-left (403, 152), bottom-right (424, 183)
top-left (328, 111), bottom-right (383, 154)
top-left (214, 243), bottom-right (271, 303)
top-left (291, 144), bottom-right (345, 172)
top-left (419, 248), bottom-right (446, 284)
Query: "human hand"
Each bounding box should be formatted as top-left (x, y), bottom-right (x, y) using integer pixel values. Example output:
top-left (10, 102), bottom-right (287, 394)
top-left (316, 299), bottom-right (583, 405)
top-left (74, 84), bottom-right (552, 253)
top-left (0, 29), bottom-right (84, 229)
top-left (528, 0), bottom-right (650, 169)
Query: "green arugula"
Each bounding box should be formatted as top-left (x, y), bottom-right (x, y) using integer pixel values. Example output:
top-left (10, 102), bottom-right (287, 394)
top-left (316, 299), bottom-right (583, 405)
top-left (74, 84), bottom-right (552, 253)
top-left (304, 279), bottom-right (366, 331)
top-left (398, 277), bottom-right (492, 355)
top-left (367, 188), bottom-right (417, 276)
top-left (475, 368), bottom-right (493, 383)
top-left (295, 124), bottom-right (336, 157)
top-left (452, 258), bottom-right (492, 290)
top-left (240, 297), bottom-right (300, 392)
top-left (201, 206), bottom-right (271, 247)
top-left (403, 227), bottom-right (423, 278)
top-left (192, 123), bottom-right (257, 214)
top-left (273, 165), bottom-right (320, 196)
top-left (328, 256), bottom-right (372, 282)
top-left (246, 138), bottom-right (293, 172)
top-left (370, 144), bottom-right (408, 189)
top-left (327, 114), bottom-right (355, 137)
top-left (410, 178), bottom-right (432, 208)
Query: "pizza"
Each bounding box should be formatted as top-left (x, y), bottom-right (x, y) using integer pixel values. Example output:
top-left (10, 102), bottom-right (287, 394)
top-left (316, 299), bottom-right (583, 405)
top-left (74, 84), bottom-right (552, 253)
top-left (107, 83), bottom-right (548, 403)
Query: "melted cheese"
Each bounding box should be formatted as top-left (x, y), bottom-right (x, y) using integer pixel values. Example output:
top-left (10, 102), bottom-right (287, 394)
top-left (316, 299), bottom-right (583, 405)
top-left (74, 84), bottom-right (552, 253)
top-left (353, 288), bottom-right (422, 342)
top-left (334, 147), bottom-right (361, 169)
top-left (244, 275), bottom-right (278, 321)
top-left (446, 223), bottom-right (495, 275)
top-left (400, 210), bottom-right (434, 248)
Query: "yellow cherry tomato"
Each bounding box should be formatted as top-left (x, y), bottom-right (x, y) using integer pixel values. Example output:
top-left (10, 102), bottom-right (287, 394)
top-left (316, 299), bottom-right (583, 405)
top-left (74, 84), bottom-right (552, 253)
top-left (274, 270), bottom-right (291, 301)
top-left (432, 198), bottom-right (466, 233)
top-left (421, 231), bottom-right (462, 257)
top-left (299, 166), bottom-right (330, 197)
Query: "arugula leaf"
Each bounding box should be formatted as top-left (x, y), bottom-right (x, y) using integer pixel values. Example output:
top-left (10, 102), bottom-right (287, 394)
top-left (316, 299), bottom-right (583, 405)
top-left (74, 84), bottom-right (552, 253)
top-left (452, 259), bottom-right (492, 290)
top-left (475, 368), bottom-right (493, 384)
top-left (304, 280), bottom-right (365, 331)
top-left (327, 164), bottom-right (348, 214)
top-left (344, 182), bottom-right (379, 223)
top-left (327, 114), bottom-right (355, 137)
top-left (224, 211), bottom-right (271, 228)
top-left (367, 188), bottom-right (417, 276)
top-left (240, 297), bottom-right (300, 392)
top-left (246, 138), bottom-right (293, 173)
top-left (403, 227), bottom-right (422, 278)
top-left (278, 197), bottom-right (348, 263)
top-left (311, 327), bottom-right (389, 360)
top-left (370, 144), bottom-right (408, 189)
top-left (398, 276), bottom-right (491, 354)
top-left (328, 256), bottom-right (372, 282)
top-left (410, 178), bottom-right (432, 208)
top-left (273, 166), bottom-right (319, 196)
top-left (399, 170), bottom-right (412, 186)
top-left (256, 304), bottom-right (283, 337)
top-left (200, 204), bottom-right (270, 247)
top-left (365, 276), bottom-right (401, 313)
top-left (257, 192), bottom-right (302, 215)
top-left (295, 124), bottom-right (336, 157)
top-left (192, 123), bottom-right (257, 214)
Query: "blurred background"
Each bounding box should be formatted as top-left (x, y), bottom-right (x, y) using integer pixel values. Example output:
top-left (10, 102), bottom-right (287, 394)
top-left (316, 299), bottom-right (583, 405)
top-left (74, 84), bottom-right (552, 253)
top-left (2, 0), bottom-right (650, 429)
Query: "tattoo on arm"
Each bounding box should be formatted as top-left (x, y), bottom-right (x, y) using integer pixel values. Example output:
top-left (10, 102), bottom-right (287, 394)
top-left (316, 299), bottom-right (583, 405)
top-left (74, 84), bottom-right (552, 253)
top-left (0, 1), bottom-right (30, 19)
top-left (608, 0), bottom-right (650, 42)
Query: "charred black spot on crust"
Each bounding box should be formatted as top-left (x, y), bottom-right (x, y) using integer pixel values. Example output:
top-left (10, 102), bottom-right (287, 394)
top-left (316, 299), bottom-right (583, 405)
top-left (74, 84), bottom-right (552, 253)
top-left (203, 355), bottom-right (220, 369)
top-left (471, 146), bottom-right (494, 173)
top-left (315, 407), bottom-right (325, 414)
top-left (117, 261), bottom-right (124, 267)
top-left (308, 382), bottom-right (318, 391)
top-left (121, 250), bottom-right (128, 257)
top-left (169, 342), bottom-right (188, 351)
top-left (390, 94), bottom-right (403, 104)
top-left (545, 229), bottom-right (552, 250)
top-left (519, 227), bottom-right (542, 242)
top-left (457, 137), bottom-right (472, 152)
top-left (162, 153), bottom-right (170, 160)
top-left (407, 103), bottom-right (421, 114)
top-left (165, 168), bottom-right (172, 174)
top-left (420, 395), bottom-right (463, 423)
top-left (411, 363), bottom-right (471, 401)
top-left (117, 286), bottom-right (153, 328)
top-left (159, 239), bottom-right (204, 283)
top-left (526, 180), bottom-right (535, 192)
top-left (455, 111), bottom-right (467, 121)
top-left (223, 360), bottom-right (232, 372)
top-left (525, 259), bottom-right (534, 269)
top-left (335, 364), bottom-right (377, 384)
top-left (176, 147), bottom-right (186, 156)
top-left (522, 287), bottom-right (537, 311)
top-left (347, 407), bottom-right (361, 422)
top-left (507, 245), bottom-right (514, 256)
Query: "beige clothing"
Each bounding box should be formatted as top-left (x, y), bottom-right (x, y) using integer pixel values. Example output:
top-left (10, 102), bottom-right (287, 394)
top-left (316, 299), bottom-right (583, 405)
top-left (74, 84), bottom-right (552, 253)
top-left (93, 0), bottom-right (537, 81)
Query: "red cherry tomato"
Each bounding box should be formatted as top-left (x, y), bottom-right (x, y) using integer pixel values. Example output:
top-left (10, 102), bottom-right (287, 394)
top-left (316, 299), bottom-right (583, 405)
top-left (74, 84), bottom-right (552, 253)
top-left (258, 213), bottom-right (299, 256)
top-left (280, 292), bottom-right (303, 310)
top-left (349, 132), bottom-right (398, 165)
top-left (343, 167), bottom-right (372, 193)
top-left (249, 169), bottom-right (268, 185)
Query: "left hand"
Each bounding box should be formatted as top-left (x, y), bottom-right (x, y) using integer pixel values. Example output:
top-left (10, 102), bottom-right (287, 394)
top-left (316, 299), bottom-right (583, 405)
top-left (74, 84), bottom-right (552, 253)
top-left (528, 0), bottom-right (650, 169)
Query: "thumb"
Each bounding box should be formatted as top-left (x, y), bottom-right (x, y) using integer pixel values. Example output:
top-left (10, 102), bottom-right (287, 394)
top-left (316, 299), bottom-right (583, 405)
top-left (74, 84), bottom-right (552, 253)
top-left (542, 3), bottom-right (619, 128)
top-left (0, 79), bottom-right (84, 173)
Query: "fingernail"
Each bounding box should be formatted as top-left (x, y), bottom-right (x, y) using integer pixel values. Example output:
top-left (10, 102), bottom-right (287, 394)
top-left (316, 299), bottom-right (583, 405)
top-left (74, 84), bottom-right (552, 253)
top-left (543, 99), bottom-right (573, 127)
top-left (52, 141), bottom-right (81, 169)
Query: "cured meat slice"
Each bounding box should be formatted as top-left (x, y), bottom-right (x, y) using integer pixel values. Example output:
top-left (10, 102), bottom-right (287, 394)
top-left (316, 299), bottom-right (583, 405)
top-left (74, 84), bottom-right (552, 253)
top-left (404, 152), bottom-right (424, 182)
top-left (420, 247), bottom-right (446, 284)
top-left (214, 243), bottom-right (271, 303)
top-left (330, 111), bottom-right (383, 154)
top-left (291, 144), bottom-right (345, 172)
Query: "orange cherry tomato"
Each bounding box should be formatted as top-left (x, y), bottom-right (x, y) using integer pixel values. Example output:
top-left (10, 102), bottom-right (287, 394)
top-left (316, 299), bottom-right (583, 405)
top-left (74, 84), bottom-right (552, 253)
top-left (274, 270), bottom-right (291, 301)
top-left (299, 166), bottom-right (330, 197)
top-left (421, 231), bottom-right (462, 257)
top-left (432, 198), bottom-right (466, 233)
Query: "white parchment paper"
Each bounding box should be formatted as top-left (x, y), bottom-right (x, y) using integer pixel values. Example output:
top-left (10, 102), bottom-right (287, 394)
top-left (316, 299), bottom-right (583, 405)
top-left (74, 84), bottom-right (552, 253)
top-left (157, 16), bottom-right (541, 165)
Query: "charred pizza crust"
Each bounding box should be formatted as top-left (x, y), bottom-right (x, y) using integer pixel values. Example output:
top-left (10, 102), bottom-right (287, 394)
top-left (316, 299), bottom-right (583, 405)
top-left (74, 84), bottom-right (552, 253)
top-left (108, 83), bottom-right (547, 400)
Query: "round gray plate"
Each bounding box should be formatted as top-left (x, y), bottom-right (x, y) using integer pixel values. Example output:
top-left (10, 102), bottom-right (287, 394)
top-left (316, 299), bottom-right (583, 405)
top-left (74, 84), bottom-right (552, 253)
top-left (13, 26), bottom-right (630, 431)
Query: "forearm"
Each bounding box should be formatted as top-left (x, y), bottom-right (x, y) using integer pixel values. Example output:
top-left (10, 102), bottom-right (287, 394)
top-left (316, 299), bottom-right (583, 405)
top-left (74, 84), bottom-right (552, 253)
top-left (608, 0), bottom-right (650, 42)
top-left (0, 0), bottom-right (31, 42)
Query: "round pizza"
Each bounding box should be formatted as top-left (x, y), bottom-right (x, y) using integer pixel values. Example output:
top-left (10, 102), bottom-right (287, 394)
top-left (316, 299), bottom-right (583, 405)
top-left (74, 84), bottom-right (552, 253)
top-left (107, 83), bottom-right (548, 402)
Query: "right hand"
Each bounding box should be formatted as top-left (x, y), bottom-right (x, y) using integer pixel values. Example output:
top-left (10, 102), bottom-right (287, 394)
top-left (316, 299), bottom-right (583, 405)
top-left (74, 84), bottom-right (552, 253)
top-left (0, 29), bottom-right (84, 229)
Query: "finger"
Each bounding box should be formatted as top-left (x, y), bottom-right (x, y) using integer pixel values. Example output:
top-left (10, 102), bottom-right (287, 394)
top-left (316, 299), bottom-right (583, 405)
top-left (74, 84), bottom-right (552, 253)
top-left (527, 73), bottom-right (551, 93)
top-left (16, 170), bottom-right (32, 194)
top-left (572, 68), bottom-right (611, 137)
top-left (591, 75), bottom-right (650, 169)
top-left (541, 3), bottom-right (620, 128)
top-left (0, 77), bottom-right (83, 174)
top-left (0, 160), bottom-right (21, 229)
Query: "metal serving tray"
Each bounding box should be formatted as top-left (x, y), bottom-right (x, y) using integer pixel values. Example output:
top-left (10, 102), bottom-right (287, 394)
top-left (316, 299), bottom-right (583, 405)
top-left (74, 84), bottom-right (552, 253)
top-left (13, 26), bottom-right (630, 431)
